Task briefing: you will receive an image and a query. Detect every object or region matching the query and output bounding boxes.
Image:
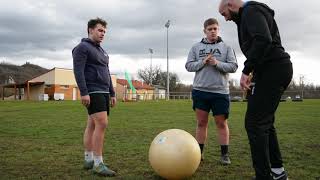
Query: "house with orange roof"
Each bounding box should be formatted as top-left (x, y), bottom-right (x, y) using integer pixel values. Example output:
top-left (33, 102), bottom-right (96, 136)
top-left (116, 79), bottom-right (155, 101)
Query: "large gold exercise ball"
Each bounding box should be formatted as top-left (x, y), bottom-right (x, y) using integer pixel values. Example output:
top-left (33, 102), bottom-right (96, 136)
top-left (149, 129), bottom-right (201, 180)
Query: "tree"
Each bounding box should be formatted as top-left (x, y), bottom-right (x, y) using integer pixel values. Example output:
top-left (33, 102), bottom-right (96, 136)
top-left (174, 83), bottom-right (192, 92)
top-left (159, 72), bottom-right (180, 91)
top-left (299, 75), bottom-right (305, 99)
top-left (0, 62), bottom-right (48, 98)
top-left (137, 66), bottom-right (180, 91)
top-left (137, 65), bottom-right (162, 85)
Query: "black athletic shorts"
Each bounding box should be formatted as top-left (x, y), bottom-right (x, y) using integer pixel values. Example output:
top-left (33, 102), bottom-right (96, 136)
top-left (192, 89), bottom-right (230, 119)
top-left (87, 93), bottom-right (110, 115)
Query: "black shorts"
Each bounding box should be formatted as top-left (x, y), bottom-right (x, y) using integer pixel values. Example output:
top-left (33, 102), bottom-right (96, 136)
top-left (192, 89), bottom-right (230, 119)
top-left (87, 93), bottom-right (110, 115)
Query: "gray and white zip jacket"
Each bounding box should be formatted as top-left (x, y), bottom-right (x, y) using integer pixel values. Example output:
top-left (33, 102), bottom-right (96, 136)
top-left (185, 37), bottom-right (238, 94)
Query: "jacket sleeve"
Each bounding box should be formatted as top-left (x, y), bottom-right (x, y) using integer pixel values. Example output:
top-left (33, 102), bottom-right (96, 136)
top-left (185, 46), bottom-right (205, 72)
top-left (72, 44), bottom-right (88, 96)
top-left (215, 46), bottom-right (238, 73)
top-left (242, 6), bottom-right (273, 75)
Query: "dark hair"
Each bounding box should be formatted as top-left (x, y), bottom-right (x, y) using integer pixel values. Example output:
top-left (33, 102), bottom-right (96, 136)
top-left (203, 18), bottom-right (219, 29)
top-left (87, 17), bottom-right (107, 34)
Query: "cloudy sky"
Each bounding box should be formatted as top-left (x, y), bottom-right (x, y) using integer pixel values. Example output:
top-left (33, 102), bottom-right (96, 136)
top-left (1, 0), bottom-right (319, 85)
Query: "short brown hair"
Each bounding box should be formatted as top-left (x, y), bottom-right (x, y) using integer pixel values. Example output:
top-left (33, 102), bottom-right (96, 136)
top-left (204, 18), bottom-right (219, 29)
top-left (87, 17), bottom-right (107, 34)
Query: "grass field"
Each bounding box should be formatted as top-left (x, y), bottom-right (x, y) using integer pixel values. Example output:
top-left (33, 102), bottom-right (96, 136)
top-left (0, 99), bottom-right (319, 180)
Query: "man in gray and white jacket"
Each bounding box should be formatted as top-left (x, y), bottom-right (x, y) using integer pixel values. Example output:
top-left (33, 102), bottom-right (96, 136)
top-left (186, 18), bottom-right (238, 165)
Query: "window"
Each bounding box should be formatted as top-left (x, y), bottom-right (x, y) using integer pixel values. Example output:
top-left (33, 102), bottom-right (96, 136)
top-left (60, 85), bottom-right (69, 89)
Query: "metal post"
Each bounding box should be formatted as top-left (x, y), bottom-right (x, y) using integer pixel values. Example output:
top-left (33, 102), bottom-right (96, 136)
top-left (27, 81), bottom-right (30, 100)
top-left (149, 48), bottom-right (153, 85)
top-left (2, 86), bottom-right (4, 100)
top-left (150, 50), bottom-right (153, 71)
top-left (165, 20), bottom-right (170, 100)
top-left (14, 84), bottom-right (17, 100)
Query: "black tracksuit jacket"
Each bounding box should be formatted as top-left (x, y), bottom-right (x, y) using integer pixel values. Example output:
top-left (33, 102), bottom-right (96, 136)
top-left (235, 1), bottom-right (291, 75)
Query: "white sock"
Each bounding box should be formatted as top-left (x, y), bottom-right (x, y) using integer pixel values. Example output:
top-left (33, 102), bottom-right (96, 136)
top-left (93, 155), bottom-right (103, 166)
top-left (271, 167), bottom-right (285, 174)
top-left (84, 151), bottom-right (93, 162)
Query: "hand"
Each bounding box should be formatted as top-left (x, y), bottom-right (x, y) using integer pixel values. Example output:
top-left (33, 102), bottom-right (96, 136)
top-left (207, 56), bottom-right (219, 66)
top-left (110, 97), bottom-right (116, 107)
top-left (203, 54), bottom-right (212, 64)
top-left (81, 95), bottom-right (90, 107)
top-left (240, 73), bottom-right (251, 91)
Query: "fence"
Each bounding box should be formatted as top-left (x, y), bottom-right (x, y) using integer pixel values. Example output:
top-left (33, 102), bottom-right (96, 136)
top-left (120, 90), bottom-right (320, 101)
top-left (2, 89), bottom-right (320, 101)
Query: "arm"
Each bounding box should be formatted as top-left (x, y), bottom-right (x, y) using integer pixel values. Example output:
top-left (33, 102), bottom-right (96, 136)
top-left (215, 46), bottom-right (238, 73)
top-left (109, 72), bottom-right (116, 107)
top-left (185, 46), bottom-right (205, 72)
top-left (242, 7), bottom-right (273, 75)
top-left (72, 44), bottom-right (88, 96)
top-left (109, 74), bottom-right (115, 98)
top-left (107, 61), bottom-right (116, 107)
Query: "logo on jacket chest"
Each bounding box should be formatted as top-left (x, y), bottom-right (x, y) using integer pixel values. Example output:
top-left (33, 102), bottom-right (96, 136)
top-left (199, 48), bottom-right (221, 58)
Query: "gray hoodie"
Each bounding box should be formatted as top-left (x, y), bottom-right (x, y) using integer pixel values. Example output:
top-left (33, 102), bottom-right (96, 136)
top-left (185, 37), bottom-right (238, 94)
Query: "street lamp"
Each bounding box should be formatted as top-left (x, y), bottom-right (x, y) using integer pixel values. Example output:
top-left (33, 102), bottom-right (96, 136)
top-left (165, 20), bottom-right (170, 100)
top-left (148, 48), bottom-right (153, 85)
top-left (148, 48), bottom-right (153, 69)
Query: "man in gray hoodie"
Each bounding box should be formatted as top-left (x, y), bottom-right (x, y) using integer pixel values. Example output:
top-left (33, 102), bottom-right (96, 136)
top-left (186, 18), bottom-right (238, 165)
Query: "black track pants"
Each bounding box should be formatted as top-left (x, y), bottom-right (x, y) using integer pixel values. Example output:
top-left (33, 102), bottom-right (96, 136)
top-left (245, 62), bottom-right (293, 180)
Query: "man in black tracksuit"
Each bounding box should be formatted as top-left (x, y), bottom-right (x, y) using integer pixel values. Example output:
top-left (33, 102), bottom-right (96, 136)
top-left (219, 1), bottom-right (293, 180)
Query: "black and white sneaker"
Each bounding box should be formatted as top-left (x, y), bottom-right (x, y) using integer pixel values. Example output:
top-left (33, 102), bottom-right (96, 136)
top-left (220, 154), bottom-right (231, 165)
top-left (271, 171), bottom-right (288, 180)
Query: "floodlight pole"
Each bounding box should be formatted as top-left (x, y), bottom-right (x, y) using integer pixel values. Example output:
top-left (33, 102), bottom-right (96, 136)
top-left (165, 20), bottom-right (170, 101)
top-left (149, 48), bottom-right (153, 85)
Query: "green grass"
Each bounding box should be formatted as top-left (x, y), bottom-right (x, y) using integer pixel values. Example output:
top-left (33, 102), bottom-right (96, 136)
top-left (0, 100), bottom-right (319, 180)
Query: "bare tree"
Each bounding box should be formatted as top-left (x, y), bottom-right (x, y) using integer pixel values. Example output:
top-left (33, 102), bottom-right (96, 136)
top-left (137, 65), bottom-right (162, 85)
top-left (299, 74), bottom-right (305, 98)
top-left (137, 65), bottom-right (179, 91)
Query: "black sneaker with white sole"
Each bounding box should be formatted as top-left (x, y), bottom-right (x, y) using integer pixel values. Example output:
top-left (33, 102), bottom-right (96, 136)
top-left (220, 154), bottom-right (231, 165)
top-left (271, 171), bottom-right (288, 180)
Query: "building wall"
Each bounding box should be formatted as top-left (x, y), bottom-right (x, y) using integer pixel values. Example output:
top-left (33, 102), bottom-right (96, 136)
top-left (116, 84), bottom-right (126, 100)
top-left (54, 68), bottom-right (77, 85)
top-left (136, 89), bottom-right (154, 100)
top-left (116, 84), bottom-right (138, 101)
top-left (44, 85), bottom-right (55, 99)
top-left (30, 70), bottom-right (55, 84)
top-left (44, 84), bottom-right (80, 100)
top-left (55, 84), bottom-right (80, 100)
top-left (156, 89), bottom-right (166, 99)
top-left (26, 84), bottom-right (45, 101)
top-left (111, 75), bottom-right (117, 89)
top-left (116, 84), bottom-right (155, 101)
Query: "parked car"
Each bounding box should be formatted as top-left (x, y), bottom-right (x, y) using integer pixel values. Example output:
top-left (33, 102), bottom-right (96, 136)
top-left (292, 95), bottom-right (303, 102)
top-left (230, 96), bottom-right (242, 102)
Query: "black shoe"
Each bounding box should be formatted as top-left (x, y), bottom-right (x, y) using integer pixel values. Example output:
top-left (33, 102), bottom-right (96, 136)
top-left (271, 171), bottom-right (288, 180)
top-left (220, 154), bottom-right (231, 165)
